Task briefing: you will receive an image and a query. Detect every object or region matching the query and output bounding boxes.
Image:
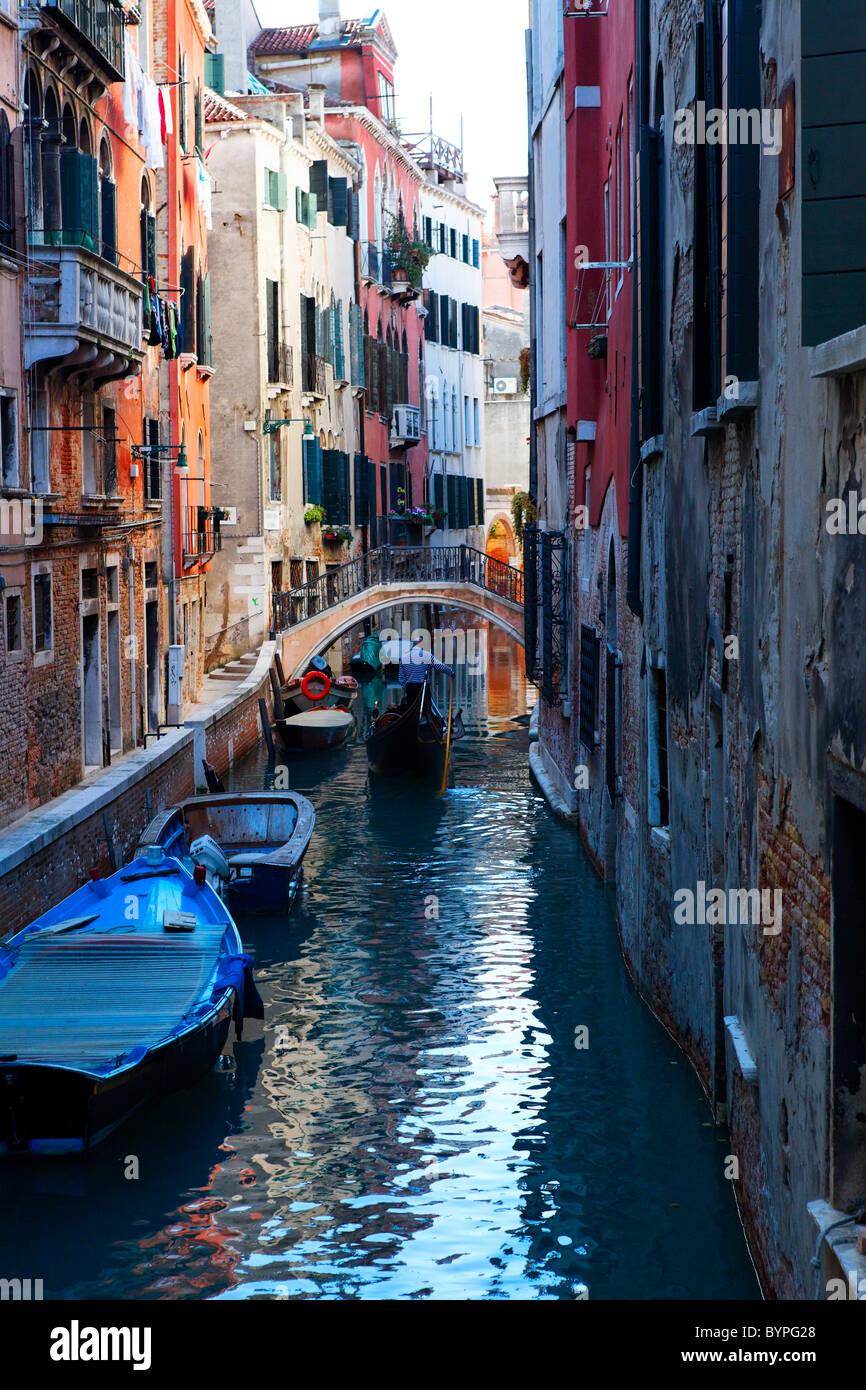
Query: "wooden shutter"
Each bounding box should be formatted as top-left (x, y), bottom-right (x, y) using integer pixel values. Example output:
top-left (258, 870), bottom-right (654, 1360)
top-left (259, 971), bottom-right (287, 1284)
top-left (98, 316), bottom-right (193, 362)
top-left (181, 246), bottom-right (195, 349)
top-left (353, 452), bottom-right (368, 524)
top-left (203, 271), bottom-right (212, 366)
top-left (266, 279), bottom-right (278, 380)
top-left (439, 295), bottom-right (448, 346)
top-left (310, 160), bottom-right (329, 211)
top-left (303, 436), bottom-right (323, 504)
top-left (276, 171), bottom-right (288, 210)
top-left (802, 0), bottom-right (866, 343)
top-left (725, 0), bottom-right (761, 381)
top-left (476, 478), bottom-right (484, 521)
top-left (472, 238), bottom-right (480, 268)
top-left (433, 472), bottom-right (444, 515)
top-left (462, 233), bottom-right (469, 263)
top-left (329, 177), bottom-right (348, 227)
top-left (579, 624), bottom-right (600, 749)
top-left (100, 178), bottom-right (117, 263)
top-left (424, 216), bottom-right (433, 247)
top-left (638, 126), bottom-right (664, 440)
top-left (205, 53), bottom-right (225, 94)
top-left (426, 290), bottom-right (439, 342)
top-left (295, 186), bottom-right (304, 221)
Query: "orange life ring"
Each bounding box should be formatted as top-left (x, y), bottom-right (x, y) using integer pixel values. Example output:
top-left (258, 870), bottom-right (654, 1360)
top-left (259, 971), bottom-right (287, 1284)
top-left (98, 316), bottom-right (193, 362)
top-left (301, 670), bottom-right (331, 702)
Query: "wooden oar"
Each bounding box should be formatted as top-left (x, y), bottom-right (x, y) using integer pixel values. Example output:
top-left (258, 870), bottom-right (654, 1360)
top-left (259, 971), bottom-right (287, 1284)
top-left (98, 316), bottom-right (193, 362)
top-left (439, 697), bottom-right (454, 794)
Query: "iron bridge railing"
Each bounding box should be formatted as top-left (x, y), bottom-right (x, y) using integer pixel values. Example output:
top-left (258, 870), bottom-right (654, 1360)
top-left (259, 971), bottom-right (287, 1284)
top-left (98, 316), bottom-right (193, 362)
top-left (272, 545), bottom-right (524, 632)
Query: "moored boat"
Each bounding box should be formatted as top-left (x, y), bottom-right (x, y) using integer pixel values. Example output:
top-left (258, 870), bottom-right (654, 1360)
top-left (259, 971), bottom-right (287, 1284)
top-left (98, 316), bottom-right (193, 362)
top-left (0, 851), bottom-right (262, 1155)
top-left (137, 790), bottom-right (315, 915)
top-left (274, 707), bottom-right (355, 755)
top-left (280, 672), bottom-right (359, 716)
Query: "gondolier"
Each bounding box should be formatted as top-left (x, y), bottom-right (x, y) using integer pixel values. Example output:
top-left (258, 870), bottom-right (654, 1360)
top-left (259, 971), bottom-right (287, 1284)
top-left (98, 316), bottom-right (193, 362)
top-left (397, 646), bottom-right (455, 710)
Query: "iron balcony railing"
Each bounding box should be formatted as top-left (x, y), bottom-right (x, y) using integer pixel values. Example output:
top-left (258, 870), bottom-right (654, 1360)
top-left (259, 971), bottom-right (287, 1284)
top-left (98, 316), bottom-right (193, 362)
top-left (183, 506), bottom-right (222, 562)
top-left (301, 351), bottom-right (328, 397)
top-left (268, 340), bottom-right (293, 387)
top-left (272, 544), bottom-right (524, 632)
top-left (45, 0), bottom-right (126, 81)
top-left (362, 242), bottom-right (393, 290)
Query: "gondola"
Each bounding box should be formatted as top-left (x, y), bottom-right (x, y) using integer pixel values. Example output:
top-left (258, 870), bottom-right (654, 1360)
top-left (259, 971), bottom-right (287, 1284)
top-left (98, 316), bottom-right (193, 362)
top-left (137, 789), bottom-right (316, 915)
top-left (0, 850), bottom-right (262, 1154)
top-left (366, 682), bottom-right (451, 782)
top-left (280, 672), bottom-right (359, 716)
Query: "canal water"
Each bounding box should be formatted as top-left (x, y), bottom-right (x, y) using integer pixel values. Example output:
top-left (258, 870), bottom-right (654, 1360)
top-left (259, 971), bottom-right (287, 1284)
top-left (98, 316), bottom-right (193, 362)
top-left (0, 630), bottom-right (757, 1300)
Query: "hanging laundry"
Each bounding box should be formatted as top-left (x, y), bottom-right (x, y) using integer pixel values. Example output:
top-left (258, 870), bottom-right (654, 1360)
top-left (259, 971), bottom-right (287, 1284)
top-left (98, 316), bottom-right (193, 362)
top-left (158, 297), bottom-right (170, 354)
top-left (122, 36), bottom-right (138, 129)
top-left (195, 159), bottom-right (212, 230)
top-left (142, 76), bottom-right (164, 171)
top-left (166, 301), bottom-right (178, 360)
top-left (158, 89), bottom-right (167, 146)
top-left (159, 86), bottom-right (174, 138)
top-left (147, 276), bottom-right (162, 347)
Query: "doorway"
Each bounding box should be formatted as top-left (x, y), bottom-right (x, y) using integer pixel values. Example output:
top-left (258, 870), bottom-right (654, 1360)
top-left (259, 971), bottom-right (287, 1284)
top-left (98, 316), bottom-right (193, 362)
top-left (81, 612), bottom-right (102, 767)
top-left (832, 795), bottom-right (866, 1211)
top-left (145, 600), bottom-right (159, 731)
top-left (107, 609), bottom-right (121, 751)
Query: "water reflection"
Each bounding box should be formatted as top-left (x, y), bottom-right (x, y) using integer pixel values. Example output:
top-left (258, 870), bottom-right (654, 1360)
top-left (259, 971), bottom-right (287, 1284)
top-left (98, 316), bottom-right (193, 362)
top-left (0, 624), bottom-right (756, 1300)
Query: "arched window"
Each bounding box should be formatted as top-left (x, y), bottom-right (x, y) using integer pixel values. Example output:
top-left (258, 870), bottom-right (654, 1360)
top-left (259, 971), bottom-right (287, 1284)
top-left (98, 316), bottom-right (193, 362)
top-left (0, 113), bottom-right (12, 250)
top-left (98, 136), bottom-right (116, 263)
top-left (78, 117), bottom-right (92, 155)
top-left (24, 70), bottom-right (43, 235)
top-left (61, 102), bottom-right (76, 149)
top-left (140, 176), bottom-right (156, 281)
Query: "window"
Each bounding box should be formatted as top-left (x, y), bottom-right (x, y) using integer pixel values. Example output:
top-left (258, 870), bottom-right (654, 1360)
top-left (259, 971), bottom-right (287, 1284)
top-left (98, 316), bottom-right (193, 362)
top-left (140, 177), bottom-right (156, 283)
top-left (33, 571), bottom-right (52, 653)
top-left (0, 112), bottom-right (13, 250)
top-left (582, 467), bottom-right (592, 587)
top-left (693, 6), bottom-right (723, 408)
top-left (464, 394), bottom-right (470, 447)
top-left (0, 391), bottom-right (19, 487)
top-left (266, 278), bottom-right (279, 381)
top-left (579, 624), bottom-right (600, 749)
top-left (82, 395), bottom-right (97, 494)
top-left (627, 77), bottom-right (634, 262)
top-left (269, 429), bottom-right (281, 501)
top-left (801, 1), bottom-right (866, 343)
top-left (194, 80), bottom-right (203, 157)
top-left (29, 385), bottom-right (49, 493)
top-left (377, 73), bottom-right (396, 127)
top-left (5, 592), bottom-right (21, 653)
top-left (648, 666), bottom-right (670, 827)
top-left (81, 566), bottom-right (99, 599)
top-left (603, 178), bottom-right (611, 321)
top-left (451, 391), bottom-right (458, 453)
top-left (204, 52), bottom-right (225, 95)
top-left (98, 138), bottom-right (116, 264)
top-left (473, 398), bottom-right (480, 446)
top-left (616, 116), bottom-right (624, 292)
top-left (264, 168), bottom-right (287, 210)
top-left (178, 53), bottom-right (188, 154)
top-left (144, 417), bottom-right (160, 501)
top-left (450, 227), bottom-right (458, 259)
top-left (101, 405), bottom-right (117, 496)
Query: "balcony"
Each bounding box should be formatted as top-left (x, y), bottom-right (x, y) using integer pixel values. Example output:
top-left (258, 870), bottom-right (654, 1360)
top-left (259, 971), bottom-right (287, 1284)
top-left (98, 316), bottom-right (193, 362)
top-left (267, 340), bottom-right (293, 389)
top-left (390, 404), bottom-right (421, 447)
top-left (183, 506), bottom-right (222, 564)
top-left (301, 351), bottom-right (328, 400)
top-left (361, 242), bottom-right (395, 293)
top-left (41, 0), bottom-right (126, 87)
top-left (24, 244), bottom-right (144, 383)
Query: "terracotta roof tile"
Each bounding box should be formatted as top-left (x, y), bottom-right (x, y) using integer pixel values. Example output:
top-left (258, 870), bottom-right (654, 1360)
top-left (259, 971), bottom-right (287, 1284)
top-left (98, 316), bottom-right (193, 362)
top-left (203, 90), bottom-right (248, 124)
top-left (249, 18), bottom-right (367, 57)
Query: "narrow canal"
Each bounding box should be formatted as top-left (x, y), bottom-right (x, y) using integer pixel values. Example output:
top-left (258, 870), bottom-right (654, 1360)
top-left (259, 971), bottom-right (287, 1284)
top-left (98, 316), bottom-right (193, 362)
top-left (0, 630), bottom-right (757, 1300)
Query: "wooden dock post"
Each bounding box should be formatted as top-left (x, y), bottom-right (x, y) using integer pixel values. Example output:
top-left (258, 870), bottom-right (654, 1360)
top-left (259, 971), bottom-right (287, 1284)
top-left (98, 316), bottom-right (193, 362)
top-left (259, 698), bottom-right (275, 759)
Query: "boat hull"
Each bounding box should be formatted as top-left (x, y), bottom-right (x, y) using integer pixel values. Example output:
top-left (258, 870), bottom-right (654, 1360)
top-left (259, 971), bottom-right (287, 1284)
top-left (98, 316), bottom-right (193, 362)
top-left (366, 691), bottom-right (447, 783)
top-left (0, 986), bottom-right (234, 1155)
top-left (274, 712), bottom-right (354, 754)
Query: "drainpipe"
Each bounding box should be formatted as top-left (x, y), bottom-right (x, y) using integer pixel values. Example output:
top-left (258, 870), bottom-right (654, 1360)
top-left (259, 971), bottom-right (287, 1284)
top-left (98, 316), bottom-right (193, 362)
top-left (125, 540), bottom-right (138, 744)
top-left (626, 0), bottom-right (646, 619)
top-left (525, 27), bottom-right (537, 506)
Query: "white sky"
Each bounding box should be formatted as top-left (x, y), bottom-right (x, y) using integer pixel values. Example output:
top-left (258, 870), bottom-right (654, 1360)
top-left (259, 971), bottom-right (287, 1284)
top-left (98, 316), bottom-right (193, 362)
top-left (254, 1), bottom-right (529, 211)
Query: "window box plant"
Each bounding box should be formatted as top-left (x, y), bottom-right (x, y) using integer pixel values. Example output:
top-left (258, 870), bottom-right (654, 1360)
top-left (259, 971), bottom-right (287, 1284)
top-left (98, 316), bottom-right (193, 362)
top-left (322, 524), bottom-right (353, 545)
top-left (304, 505), bottom-right (325, 525)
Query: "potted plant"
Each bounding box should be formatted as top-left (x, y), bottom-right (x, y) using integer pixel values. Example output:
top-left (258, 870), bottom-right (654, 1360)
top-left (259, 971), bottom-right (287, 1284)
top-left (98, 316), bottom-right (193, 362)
top-left (385, 215), bottom-right (432, 292)
top-left (322, 524), bottom-right (353, 546)
top-left (304, 505), bottom-right (325, 525)
top-left (587, 331), bottom-right (608, 360)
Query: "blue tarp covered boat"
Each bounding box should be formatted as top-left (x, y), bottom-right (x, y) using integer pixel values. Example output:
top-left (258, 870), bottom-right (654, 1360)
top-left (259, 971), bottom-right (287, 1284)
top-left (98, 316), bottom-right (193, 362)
top-left (0, 850), bottom-right (262, 1154)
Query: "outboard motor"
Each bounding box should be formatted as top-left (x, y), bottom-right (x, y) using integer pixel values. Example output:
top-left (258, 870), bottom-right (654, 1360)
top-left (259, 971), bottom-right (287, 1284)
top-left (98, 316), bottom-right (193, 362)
top-left (189, 835), bottom-right (231, 892)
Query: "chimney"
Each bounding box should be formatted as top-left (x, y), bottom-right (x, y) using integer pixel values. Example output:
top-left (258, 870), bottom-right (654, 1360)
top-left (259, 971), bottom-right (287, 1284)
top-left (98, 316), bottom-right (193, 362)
top-left (308, 84), bottom-right (326, 124)
top-left (319, 0), bottom-right (341, 38)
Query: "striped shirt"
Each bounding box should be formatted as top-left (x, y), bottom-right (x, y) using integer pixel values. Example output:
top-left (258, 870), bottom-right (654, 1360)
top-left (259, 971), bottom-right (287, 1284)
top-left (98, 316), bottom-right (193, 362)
top-left (397, 652), bottom-right (455, 688)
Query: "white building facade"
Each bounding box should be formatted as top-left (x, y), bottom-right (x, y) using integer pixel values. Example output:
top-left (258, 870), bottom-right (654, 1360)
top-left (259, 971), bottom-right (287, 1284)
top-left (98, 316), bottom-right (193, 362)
top-left (420, 182), bottom-right (486, 549)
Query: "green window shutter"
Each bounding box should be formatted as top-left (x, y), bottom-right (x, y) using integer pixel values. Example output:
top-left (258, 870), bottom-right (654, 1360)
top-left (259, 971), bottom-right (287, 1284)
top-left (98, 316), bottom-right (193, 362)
top-left (335, 300), bottom-right (345, 379)
top-left (476, 478), bottom-right (484, 522)
top-left (310, 160), bottom-right (329, 210)
top-left (205, 53), bottom-right (225, 94)
top-left (276, 171), bottom-right (288, 210)
top-left (100, 178), bottom-right (117, 263)
top-left (181, 246), bottom-right (195, 348)
top-left (433, 473), bottom-right (444, 515)
top-left (62, 148), bottom-right (80, 243)
top-left (145, 212), bottom-right (156, 280)
top-left (264, 169), bottom-right (272, 206)
top-left (329, 177), bottom-right (348, 226)
top-left (322, 449), bottom-right (350, 524)
top-left (472, 238), bottom-right (480, 268)
top-left (802, 0), bottom-right (866, 344)
top-left (450, 227), bottom-right (458, 258)
top-left (462, 233), bottom-right (469, 263)
top-left (439, 295), bottom-right (448, 345)
top-left (307, 192), bottom-right (317, 230)
top-left (303, 436), bottom-right (322, 505)
top-left (446, 474), bottom-right (457, 526)
top-left (353, 452), bottom-right (368, 524)
top-left (295, 186), bottom-right (303, 221)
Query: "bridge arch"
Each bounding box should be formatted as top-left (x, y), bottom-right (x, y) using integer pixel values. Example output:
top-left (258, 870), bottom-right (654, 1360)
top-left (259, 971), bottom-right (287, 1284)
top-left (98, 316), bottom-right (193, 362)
top-left (282, 588), bottom-right (524, 679)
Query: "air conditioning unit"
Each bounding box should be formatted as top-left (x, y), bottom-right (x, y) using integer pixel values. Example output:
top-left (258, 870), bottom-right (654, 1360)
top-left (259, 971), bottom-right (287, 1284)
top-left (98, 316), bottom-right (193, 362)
top-left (391, 405), bottom-right (421, 444)
top-left (493, 377), bottom-right (517, 395)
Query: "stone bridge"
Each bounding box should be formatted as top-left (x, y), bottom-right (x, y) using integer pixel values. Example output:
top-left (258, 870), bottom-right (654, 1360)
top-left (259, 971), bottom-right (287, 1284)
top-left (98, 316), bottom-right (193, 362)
top-left (272, 545), bottom-right (525, 678)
